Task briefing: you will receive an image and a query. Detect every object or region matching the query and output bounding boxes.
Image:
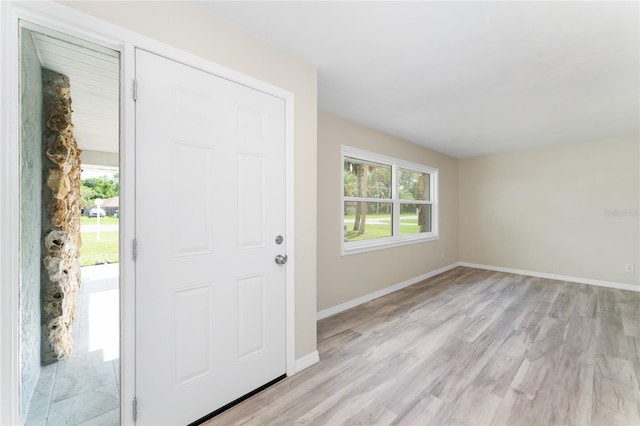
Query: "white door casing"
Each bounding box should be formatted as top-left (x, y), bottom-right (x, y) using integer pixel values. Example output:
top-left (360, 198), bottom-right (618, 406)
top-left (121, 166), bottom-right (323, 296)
top-left (135, 49), bottom-right (287, 425)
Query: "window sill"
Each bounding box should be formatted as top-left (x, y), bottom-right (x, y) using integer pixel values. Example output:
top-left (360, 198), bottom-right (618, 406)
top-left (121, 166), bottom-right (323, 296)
top-left (341, 234), bottom-right (439, 256)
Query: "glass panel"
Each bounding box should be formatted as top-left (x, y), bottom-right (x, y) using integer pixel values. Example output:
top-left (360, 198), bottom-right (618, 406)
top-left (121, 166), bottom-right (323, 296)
top-left (399, 169), bottom-right (430, 201)
top-left (344, 157), bottom-right (392, 199)
top-left (400, 204), bottom-right (432, 235)
top-left (344, 201), bottom-right (393, 241)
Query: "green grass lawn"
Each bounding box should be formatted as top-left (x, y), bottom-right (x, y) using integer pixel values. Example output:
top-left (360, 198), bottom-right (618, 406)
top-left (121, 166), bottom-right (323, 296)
top-left (81, 216), bottom-right (119, 226)
top-left (344, 213), bottom-right (421, 241)
top-left (80, 231), bottom-right (119, 266)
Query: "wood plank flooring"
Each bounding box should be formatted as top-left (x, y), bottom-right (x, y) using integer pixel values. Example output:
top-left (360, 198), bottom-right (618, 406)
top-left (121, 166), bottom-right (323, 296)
top-left (204, 267), bottom-right (640, 426)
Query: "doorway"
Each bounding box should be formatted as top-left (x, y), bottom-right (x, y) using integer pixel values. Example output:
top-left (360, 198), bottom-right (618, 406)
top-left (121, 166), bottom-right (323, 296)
top-left (5, 4), bottom-right (297, 425)
top-left (19, 25), bottom-right (121, 425)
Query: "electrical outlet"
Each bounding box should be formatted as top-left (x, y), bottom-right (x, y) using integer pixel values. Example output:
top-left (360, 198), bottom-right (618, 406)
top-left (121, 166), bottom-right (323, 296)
top-left (625, 264), bottom-right (635, 273)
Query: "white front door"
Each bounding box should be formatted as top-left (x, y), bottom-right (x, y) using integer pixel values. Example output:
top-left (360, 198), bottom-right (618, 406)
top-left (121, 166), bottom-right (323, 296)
top-left (135, 49), bottom-right (287, 425)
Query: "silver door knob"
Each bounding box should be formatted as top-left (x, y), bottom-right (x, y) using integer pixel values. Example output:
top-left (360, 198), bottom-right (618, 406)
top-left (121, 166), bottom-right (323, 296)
top-left (275, 254), bottom-right (288, 265)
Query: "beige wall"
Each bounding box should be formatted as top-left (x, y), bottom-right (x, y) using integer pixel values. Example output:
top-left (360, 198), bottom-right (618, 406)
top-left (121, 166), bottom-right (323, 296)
top-left (459, 135), bottom-right (640, 286)
top-left (317, 112), bottom-right (459, 311)
top-left (61, 1), bottom-right (318, 358)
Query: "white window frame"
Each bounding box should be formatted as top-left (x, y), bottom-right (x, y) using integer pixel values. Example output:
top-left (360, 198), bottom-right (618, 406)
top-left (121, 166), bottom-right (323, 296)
top-left (341, 145), bottom-right (439, 255)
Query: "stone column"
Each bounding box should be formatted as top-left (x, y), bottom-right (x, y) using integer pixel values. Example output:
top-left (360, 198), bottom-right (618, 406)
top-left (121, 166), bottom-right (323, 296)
top-left (41, 69), bottom-right (82, 363)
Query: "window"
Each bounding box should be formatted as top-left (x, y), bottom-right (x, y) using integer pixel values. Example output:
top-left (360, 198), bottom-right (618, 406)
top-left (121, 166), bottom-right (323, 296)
top-left (342, 146), bottom-right (438, 254)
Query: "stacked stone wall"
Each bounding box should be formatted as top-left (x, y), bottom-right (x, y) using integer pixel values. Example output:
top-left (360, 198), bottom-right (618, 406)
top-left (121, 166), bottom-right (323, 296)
top-left (41, 69), bottom-right (82, 362)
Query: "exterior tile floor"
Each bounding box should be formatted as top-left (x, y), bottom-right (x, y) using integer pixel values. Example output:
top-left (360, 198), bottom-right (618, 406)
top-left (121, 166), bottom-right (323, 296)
top-left (25, 264), bottom-right (120, 426)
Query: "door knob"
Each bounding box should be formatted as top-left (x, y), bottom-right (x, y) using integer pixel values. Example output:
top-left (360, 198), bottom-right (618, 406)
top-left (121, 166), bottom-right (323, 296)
top-left (275, 254), bottom-right (288, 265)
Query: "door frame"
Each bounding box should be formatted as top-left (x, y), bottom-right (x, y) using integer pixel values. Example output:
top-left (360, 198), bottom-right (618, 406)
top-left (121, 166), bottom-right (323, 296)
top-left (0, 2), bottom-right (296, 425)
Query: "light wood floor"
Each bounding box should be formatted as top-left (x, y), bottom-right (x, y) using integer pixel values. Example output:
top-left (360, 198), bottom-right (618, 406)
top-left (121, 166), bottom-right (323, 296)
top-left (205, 267), bottom-right (640, 425)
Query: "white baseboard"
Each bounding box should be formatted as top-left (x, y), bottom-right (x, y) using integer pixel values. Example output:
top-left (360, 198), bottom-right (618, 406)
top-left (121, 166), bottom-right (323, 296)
top-left (294, 351), bottom-right (319, 374)
top-left (316, 263), bottom-right (459, 320)
top-left (459, 262), bottom-right (640, 292)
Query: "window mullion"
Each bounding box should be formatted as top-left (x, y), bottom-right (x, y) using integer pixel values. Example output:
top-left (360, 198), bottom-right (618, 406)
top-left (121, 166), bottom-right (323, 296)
top-left (392, 164), bottom-right (400, 238)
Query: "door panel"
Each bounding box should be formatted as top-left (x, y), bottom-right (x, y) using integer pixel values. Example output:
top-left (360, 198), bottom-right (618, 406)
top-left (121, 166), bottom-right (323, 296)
top-left (171, 141), bottom-right (214, 256)
top-left (237, 274), bottom-right (266, 359)
top-left (236, 153), bottom-right (266, 249)
top-left (172, 283), bottom-right (214, 387)
top-left (135, 49), bottom-right (286, 426)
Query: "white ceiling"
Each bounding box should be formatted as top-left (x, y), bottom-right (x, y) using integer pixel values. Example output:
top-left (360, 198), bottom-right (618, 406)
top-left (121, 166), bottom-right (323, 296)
top-left (203, 1), bottom-right (640, 158)
top-left (31, 31), bottom-right (119, 155)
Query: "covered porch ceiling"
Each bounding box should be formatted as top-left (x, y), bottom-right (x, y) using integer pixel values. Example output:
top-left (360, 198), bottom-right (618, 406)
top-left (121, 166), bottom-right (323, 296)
top-left (31, 29), bottom-right (119, 168)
